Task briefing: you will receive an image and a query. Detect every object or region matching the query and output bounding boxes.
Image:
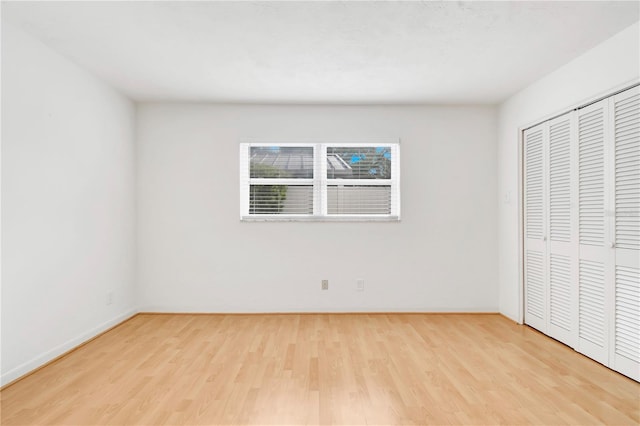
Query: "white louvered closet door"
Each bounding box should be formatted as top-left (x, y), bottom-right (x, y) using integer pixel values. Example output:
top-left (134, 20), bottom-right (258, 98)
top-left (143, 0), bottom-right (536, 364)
top-left (523, 85), bottom-right (639, 381)
top-left (524, 124), bottom-right (547, 333)
top-left (576, 99), bottom-right (611, 366)
top-left (609, 87), bottom-right (640, 381)
top-left (546, 113), bottom-right (576, 347)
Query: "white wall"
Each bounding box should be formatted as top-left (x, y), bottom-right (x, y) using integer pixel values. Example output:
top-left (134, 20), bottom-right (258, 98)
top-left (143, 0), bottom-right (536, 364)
top-left (497, 22), bottom-right (640, 322)
top-left (137, 104), bottom-right (498, 312)
top-left (1, 23), bottom-right (137, 385)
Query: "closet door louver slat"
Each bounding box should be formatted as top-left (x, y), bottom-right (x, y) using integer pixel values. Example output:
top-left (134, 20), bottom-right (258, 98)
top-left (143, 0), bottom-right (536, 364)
top-left (525, 128), bottom-right (544, 240)
top-left (579, 259), bottom-right (606, 350)
top-left (578, 108), bottom-right (606, 247)
top-left (615, 266), bottom-right (639, 363)
top-left (615, 91), bottom-right (640, 251)
top-left (550, 119), bottom-right (572, 242)
top-left (526, 251), bottom-right (545, 321)
top-left (550, 254), bottom-right (572, 332)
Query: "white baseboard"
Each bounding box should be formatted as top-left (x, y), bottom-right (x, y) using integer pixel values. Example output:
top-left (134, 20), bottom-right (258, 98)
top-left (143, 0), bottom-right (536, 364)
top-left (139, 305), bottom-right (499, 314)
top-left (1, 309), bottom-right (138, 387)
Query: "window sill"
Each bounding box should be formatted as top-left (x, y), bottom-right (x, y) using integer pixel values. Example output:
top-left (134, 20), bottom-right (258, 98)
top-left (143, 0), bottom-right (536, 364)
top-left (241, 215), bottom-right (400, 222)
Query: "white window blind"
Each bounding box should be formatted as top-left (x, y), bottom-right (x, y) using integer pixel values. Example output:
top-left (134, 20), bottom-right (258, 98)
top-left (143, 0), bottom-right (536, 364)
top-left (240, 141), bottom-right (400, 221)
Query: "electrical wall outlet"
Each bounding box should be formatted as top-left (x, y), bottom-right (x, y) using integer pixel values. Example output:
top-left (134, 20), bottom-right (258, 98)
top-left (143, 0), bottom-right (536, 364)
top-left (357, 279), bottom-right (365, 291)
top-left (321, 279), bottom-right (329, 290)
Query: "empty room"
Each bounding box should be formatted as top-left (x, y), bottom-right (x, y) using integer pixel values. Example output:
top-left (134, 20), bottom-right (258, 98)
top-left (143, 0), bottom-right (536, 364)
top-left (1, 1), bottom-right (639, 425)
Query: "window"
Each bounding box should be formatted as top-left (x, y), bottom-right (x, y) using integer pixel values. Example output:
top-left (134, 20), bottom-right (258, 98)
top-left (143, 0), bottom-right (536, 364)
top-left (240, 141), bottom-right (400, 220)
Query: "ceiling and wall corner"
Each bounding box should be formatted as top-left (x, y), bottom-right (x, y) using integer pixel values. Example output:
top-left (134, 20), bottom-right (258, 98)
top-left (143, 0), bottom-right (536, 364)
top-left (2, 1), bottom-right (638, 105)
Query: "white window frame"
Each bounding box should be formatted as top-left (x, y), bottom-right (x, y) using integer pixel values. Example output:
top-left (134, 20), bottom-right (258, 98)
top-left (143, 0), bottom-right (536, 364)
top-left (240, 140), bottom-right (400, 221)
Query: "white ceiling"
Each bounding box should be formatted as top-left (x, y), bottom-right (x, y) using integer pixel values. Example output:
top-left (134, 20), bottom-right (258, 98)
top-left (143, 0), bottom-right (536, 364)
top-left (3, 1), bottom-right (639, 104)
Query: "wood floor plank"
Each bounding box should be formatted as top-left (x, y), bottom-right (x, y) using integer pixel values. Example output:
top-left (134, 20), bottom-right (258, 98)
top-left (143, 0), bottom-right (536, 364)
top-left (1, 313), bottom-right (639, 425)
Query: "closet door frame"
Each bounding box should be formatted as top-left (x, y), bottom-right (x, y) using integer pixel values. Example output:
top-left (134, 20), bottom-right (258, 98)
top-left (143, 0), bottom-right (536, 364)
top-left (518, 81), bottom-right (639, 327)
top-left (518, 81), bottom-right (639, 382)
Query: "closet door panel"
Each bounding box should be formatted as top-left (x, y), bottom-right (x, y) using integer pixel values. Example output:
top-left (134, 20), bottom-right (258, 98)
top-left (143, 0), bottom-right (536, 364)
top-left (611, 87), bottom-right (640, 381)
top-left (576, 99), bottom-right (610, 366)
top-left (547, 114), bottom-right (575, 346)
top-left (524, 125), bottom-right (547, 332)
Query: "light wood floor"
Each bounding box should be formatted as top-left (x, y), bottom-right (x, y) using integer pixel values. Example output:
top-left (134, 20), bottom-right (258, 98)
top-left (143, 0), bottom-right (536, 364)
top-left (1, 314), bottom-right (639, 425)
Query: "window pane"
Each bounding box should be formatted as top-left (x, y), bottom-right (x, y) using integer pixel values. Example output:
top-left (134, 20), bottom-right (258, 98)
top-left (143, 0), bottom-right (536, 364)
top-left (250, 146), bottom-right (314, 178)
top-left (249, 185), bottom-right (313, 214)
top-left (327, 185), bottom-right (391, 215)
top-left (326, 146), bottom-right (391, 179)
